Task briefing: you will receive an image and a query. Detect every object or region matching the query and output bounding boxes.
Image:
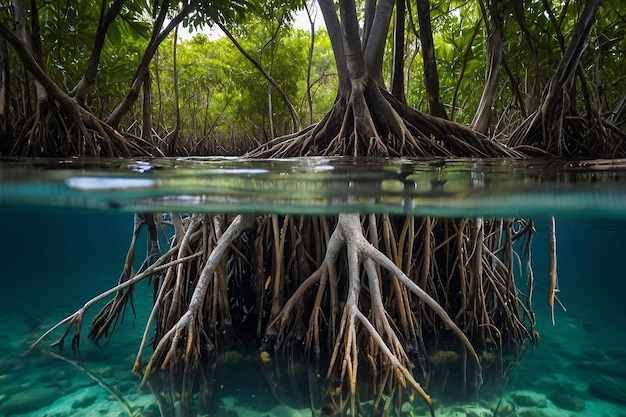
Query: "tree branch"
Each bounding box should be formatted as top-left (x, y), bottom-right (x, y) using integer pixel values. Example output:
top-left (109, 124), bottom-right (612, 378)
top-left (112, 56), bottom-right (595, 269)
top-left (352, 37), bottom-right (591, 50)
top-left (216, 21), bottom-right (301, 131)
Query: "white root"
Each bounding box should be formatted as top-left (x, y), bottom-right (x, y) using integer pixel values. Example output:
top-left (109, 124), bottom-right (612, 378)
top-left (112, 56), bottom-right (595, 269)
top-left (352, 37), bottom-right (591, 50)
top-left (142, 214), bottom-right (254, 381)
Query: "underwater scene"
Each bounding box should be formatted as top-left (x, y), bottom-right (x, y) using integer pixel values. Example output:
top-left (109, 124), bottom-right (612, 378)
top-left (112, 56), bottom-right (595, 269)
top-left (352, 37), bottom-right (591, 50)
top-left (1, 157), bottom-right (626, 417)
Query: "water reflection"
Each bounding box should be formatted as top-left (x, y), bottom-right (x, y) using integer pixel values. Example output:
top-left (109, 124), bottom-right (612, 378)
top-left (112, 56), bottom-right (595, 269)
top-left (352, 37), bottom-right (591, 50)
top-left (2, 156), bottom-right (626, 217)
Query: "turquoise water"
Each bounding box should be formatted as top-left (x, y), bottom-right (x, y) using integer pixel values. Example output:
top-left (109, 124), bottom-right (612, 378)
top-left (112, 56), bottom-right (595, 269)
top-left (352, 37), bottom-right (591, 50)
top-left (1, 157), bottom-right (626, 417)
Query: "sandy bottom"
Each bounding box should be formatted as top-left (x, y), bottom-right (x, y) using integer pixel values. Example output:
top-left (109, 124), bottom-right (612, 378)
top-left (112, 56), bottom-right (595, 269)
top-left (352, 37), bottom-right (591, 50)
top-left (1, 301), bottom-right (626, 417)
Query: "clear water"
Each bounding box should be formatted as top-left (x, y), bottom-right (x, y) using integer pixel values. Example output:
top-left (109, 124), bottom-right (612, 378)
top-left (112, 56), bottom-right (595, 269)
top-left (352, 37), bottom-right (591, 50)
top-left (1, 157), bottom-right (626, 417)
top-left (3, 156), bottom-right (626, 217)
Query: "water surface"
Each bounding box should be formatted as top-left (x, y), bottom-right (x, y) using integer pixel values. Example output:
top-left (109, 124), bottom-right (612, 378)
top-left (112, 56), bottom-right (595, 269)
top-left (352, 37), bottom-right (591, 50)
top-left (2, 156), bottom-right (626, 217)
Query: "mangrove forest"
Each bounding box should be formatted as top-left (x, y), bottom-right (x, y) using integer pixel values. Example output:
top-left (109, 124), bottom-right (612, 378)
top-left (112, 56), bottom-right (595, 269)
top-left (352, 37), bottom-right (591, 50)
top-left (1, 0), bottom-right (625, 416)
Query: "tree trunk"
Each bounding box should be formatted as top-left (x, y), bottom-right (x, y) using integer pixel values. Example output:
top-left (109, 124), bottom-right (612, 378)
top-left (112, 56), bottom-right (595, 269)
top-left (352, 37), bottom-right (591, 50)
top-left (318, 0), bottom-right (350, 94)
top-left (416, 0), bottom-right (447, 119)
top-left (471, 0), bottom-right (504, 134)
top-left (260, 20), bottom-right (283, 138)
top-left (0, 19), bottom-right (138, 156)
top-left (0, 37), bottom-right (9, 138)
top-left (450, 19), bottom-right (481, 122)
top-left (142, 71), bottom-right (153, 144)
top-left (70, 0), bottom-right (126, 104)
top-left (305, 1), bottom-right (316, 124)
top-left (339, 0), bottom-right (368, 83)
top-left (511, 0), bottom-right (540, 115)
top-left (0, 20), bottom-right (68, 107)
top-left (544, 0), bottom-right (603, 110)
top-left (168, 26), bottom-right (181, 154)
top-left (509, 0), bottom-right (606, 155)
top-left (11, 0), bottom-right (47, 110)
top-left (390, 0), bottom-right (406, 103)
top-left (216, 21), bottom-right (301, 132)
top-left (107, 0), bottom-right (187, 129)
top-left (363, 0), bottom-right (395, 87)
top-left (361, 0), bottom-right (376, 49)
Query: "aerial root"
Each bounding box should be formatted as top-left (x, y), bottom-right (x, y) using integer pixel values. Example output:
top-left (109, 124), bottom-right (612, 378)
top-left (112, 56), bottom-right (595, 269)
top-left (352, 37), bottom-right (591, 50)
top-left (247, 83), bottom-right (516, 160)
top-left (8, 93), bottom-right (146, 157)
top-left (246, 98), bottom-right (347, 158)
top-left (30, 243), bottom-right (182, 352)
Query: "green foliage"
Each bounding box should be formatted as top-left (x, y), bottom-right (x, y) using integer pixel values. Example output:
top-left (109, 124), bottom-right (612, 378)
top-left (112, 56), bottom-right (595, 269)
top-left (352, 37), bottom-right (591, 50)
top-left (404, 1), bottom-right (485, 122)
top-left (2, 0), bottom-right (150, 117)
top-left (588, 0), bottom-right (626, 114)
top-left (403, 0), bottom-right (626, 130)
top-left (153, 21), bottom-right (337, 151)
top-left (184, 0), bottom-right (257, 31)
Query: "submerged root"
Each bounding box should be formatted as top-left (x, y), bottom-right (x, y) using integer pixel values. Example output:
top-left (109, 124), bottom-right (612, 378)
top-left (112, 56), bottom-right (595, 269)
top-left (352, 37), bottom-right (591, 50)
top-left (264, 213), bottom-right (483, 416)
top-left (30, 242), bottom-right (181, 352)
top-left (261, 213), bottom-right (536, 415)
top-left (139, 214), bottom-right (254, 384)
top-left (89, 213), bottom-right (162, 345)
top-left (32, 213), bottom-right (255, 415)
top-left (32, 209), bottom-right (535, 416)
top-left (46, 351), bottom-right (139, 417)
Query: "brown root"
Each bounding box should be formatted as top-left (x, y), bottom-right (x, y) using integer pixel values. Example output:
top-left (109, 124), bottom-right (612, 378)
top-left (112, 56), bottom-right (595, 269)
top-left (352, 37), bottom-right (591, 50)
top-left (30, 242), bottom-right (182, 352)
top-left (32, 213), bottom-right (254, 415)
top-left (238, 48), bottom-right (545, 380)
top-left (135, 214), bottom-right (254, 412)
top-left (261, 213), bottom-right (501, 416)
top-left (506, 0), bottom-right (625, 158)
top-left (34, 211), bottom-right (535, 416)
top-left (246, 84), bottom-right (523, 160)
top-left (6, 93), bottom-right (153, 157)
top-left (88, 213), bottom-right (161, 345)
